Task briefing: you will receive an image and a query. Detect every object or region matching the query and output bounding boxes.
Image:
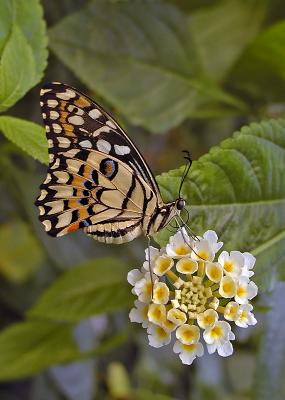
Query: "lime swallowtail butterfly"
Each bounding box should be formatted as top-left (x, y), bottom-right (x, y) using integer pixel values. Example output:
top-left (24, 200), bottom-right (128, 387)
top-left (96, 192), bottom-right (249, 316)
top-left (35, 83), bottom-right (187, 244)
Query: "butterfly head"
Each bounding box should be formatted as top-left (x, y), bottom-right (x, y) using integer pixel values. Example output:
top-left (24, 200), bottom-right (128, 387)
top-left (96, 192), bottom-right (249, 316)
top-left (175, 198), bottom-right (186, 211)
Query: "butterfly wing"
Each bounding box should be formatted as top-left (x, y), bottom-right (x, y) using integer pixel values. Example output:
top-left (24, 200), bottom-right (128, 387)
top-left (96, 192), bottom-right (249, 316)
top-left (36, 82), bottom-right (161, 242)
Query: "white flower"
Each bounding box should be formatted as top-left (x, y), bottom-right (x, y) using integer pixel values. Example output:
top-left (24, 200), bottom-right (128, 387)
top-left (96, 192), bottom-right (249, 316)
top-left (191, 239), bottom-right (215, 262)
top-left (129, 300), bottom-right (149, 328)
top-left (134, 272), bottom-right (157, 303)
top-left (202, 230), bottom-right (223, 253)
top-left (173, 340), bottom-right (204, 365)
top-left (204, 321), bottom-right (235, 357)
top-left (206, 262), bottom-right (223, 283)
top-left (176, 257), bottom-right (198, 274)
top-left (219, 276), bottom-right (237, 298)
top-left (153, 255), bottom-right (174, 276)
top-left (235, 304), bottom-right (257, 328)
top-left (235, 276), bottom-right (258, 304)
top-left (197, 309), bottom-right (218, 329)
top-left (147, 324), bottom-right (171, 348)
top-left (166, 228), bottom-right (192, 258)
top-left (147, 304), bottom-right (166, 326)
top-left (167, 308), bottom-right (187, 326)
top-left (242, 252), bottom-right (256, 278)
top-left (127, 268), bottom-right (144, 286)
top-left (218, 251), bottom-right (244, 278)
top-left (224, 301), bottom-right (239, 322)
top-left (128, 228), bottom-right (258, 365)
top-left (176, 324), bottom-right (200, 345)
top-left (152, 282), bottom-right (169, 305)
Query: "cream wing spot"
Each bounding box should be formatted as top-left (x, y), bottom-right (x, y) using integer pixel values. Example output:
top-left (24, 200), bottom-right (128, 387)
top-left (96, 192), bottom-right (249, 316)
top-left (56, 212), bottom-right (72, 229)
top-left (58, 137), bottom-right (71, 148)
top-left (67, 105), bottom-right (84, 115)
top-left (47, 99), bottom-right (59, 108)
top-left (52, 123), bottom-right (62, 133)
top-left (92, 126), bottom-right (111, 137)
top-left (50, 110), bottom-right (59, 120)
top-left (43, 220), bottom-right (52, 231)
top-left (39, 206), bottom-right (45, 216)
top-left (41, 88), bottom-right (52, 95)
top-left (79, 140), bottom-right (92, 149)
top-left (89, 109), bottom-right (102, 119)
top-left (106, 120), bottom-right (117, 129)
top-left (56, 89), bottom-right (76, 100)
top-left (97, 139), bottom-right (111, 153)
top-left (42, 113), bottom-right (47, 119)
top-left (114, 144), bottom-right (131, 155)
top-left (68, 115), bottom-right (84, 125)
top-left (38, 190), bottom-right (47, 201)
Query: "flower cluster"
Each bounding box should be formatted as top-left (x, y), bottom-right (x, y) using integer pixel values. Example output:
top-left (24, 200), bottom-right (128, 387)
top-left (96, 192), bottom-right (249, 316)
top-left (128, 228), bottom-right (258, 365)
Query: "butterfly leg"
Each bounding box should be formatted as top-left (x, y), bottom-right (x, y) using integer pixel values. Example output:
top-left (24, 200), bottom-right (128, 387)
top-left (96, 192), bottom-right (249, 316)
top-left (147, 235), bottom-right (154, 300)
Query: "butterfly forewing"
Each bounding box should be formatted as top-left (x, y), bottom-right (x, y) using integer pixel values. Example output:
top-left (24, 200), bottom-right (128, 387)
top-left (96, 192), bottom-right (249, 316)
top-left (36, 82), bottom-right (165, 242)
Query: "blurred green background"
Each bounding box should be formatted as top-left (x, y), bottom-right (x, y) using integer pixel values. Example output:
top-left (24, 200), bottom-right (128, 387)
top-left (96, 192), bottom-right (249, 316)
top-left (0, 0), bottom-right (285, 399)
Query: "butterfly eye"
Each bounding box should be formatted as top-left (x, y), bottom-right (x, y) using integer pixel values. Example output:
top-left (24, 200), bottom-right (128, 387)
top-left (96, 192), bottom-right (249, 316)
top-left (176, 198), bottom-right (185, 211)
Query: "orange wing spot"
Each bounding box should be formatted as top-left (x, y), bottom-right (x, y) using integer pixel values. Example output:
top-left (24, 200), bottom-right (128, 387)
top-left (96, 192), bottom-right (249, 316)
top-left (72, 175), bottom-right (85, 187)
top-left (67, 222), bottom-right (80, 233)
top-left (68, 199), bottom-right (80, 208)
top-left (83, 165), bottom-right (94, 179)
top-left (105, 161), bottom-right (113, 175)
top-left (79, 208), bottom-right (88, 220)
top-left (75, 97), bottom-right (91, 108)
top-left (59, 100), bottom-right (67, 110)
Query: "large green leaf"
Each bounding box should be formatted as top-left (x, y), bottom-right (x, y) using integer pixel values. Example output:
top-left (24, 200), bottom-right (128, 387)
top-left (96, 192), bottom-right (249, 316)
top-left (48, 0), bottom-right (243, 133)
top-left (229, 20), bottom-right (285, 101)
top-left (190, 0), bottom-right (266, 81)
top-left (155, 119), bottom-right (285, 291)
top-left (0, 0), bottom-right (48, 111)
top-left (29, 258), bottom-right (133, 322)
top-left (0, 321), bottom-right (80, 381)
top-left (0, 116), bottom-right (48, 164)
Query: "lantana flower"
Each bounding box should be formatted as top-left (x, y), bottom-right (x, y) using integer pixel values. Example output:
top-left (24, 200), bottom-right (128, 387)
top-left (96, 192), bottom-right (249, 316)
top-left (128, 228), bottom-right (258, 365)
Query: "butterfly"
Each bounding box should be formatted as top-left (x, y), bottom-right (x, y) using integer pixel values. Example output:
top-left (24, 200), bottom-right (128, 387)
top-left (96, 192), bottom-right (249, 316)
top-left (35, 82), bottom-right (188, 244)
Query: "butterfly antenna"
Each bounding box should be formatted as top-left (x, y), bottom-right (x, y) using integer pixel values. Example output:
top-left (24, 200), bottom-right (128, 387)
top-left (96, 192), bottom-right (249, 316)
top-left (178, 150), bottom-right (192, 198)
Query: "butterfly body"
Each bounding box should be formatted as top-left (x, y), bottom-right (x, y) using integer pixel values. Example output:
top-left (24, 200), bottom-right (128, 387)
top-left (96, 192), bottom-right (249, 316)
top-left (36, 83), bottom-right (185, 244)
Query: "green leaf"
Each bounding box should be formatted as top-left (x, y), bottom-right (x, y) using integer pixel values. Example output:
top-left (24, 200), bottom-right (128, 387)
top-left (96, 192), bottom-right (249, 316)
top-left (0, 0), bottom-right (48, 111)
top-left (0, 321), bottom-right (80, 381)
top-left (49, 0), bottom-right (243, 133)
top-left (0, 220), bottom-right (43, 283)
top-left (0, 116), bottom-right (48, 164)
top-left (29, 258), bottom-right (133, 322)
top-left (190, 0), bottom-right (266, 81)
top-left (254, 283), bottom-right (285, 400)
top-left (155, 119), bottom-right (285, 292)
top-left (229, 20), bottom-right (285, 101)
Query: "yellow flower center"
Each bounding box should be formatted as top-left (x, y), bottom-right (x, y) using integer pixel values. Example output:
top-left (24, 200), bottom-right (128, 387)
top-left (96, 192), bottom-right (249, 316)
top-left (224, 261), bottom-right (234, 273)
top-left (182, 343), bottom-right (197, 351)
top-left (197, 251), bottom-right (208, 260)
top-left (223, 282), bottom-right (232, 293)
top-left (241, 311), bottom-right (247, 321)
top-left (210, 325), bottom-right (223, 339)
top-left (237, 286), bottom-right (247, 298)
top-left (156, 327), bottom-right (168, 339)
top-left (175, 245), bottom-right (190, 255)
